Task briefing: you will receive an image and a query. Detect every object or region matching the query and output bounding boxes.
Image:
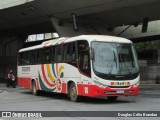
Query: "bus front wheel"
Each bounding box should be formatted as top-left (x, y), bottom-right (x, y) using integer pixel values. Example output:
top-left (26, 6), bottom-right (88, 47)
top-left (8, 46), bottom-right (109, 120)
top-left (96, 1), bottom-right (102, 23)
top-left (69, 82), bottom-right (80, 102)
top-left (32, 81), bottom-right (39, 95)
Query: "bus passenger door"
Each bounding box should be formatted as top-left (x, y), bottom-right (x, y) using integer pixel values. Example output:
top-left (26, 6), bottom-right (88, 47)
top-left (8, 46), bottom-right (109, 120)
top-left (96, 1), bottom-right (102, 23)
top-left (77, 40), bottom-right (91, 83)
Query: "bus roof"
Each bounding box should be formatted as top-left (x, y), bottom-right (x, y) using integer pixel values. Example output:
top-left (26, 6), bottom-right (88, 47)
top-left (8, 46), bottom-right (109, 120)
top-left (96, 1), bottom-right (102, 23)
top-left (19, 35), bottom-right (132, 52)
top-left (70, 35), bottom-right (132, 43)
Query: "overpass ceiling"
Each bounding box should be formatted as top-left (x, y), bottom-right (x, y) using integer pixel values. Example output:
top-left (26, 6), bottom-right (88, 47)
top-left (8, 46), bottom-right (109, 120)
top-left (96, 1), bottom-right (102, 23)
top-left (0, 0), bottom-right (160, 35)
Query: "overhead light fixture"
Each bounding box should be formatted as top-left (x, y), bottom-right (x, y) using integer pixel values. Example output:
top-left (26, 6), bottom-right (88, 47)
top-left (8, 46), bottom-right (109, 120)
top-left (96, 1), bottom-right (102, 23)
top-left (71, 13), bottom-right (78, 31)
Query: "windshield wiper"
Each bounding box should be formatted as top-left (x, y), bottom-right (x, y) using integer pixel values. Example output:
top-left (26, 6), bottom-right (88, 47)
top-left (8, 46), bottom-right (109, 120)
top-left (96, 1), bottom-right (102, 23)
top-left (113, 50), bottom-right (117, 68)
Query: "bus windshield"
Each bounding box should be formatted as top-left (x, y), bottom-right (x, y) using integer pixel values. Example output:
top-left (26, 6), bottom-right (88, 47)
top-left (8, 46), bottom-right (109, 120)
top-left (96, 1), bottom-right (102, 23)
top-left (92, 41), bottom-right (139, 77)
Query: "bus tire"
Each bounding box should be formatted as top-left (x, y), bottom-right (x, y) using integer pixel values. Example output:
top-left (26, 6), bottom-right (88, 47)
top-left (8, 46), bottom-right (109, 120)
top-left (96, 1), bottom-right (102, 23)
top-left (69, 82), bottom-right (80, 102)
top-left (32, 81), bottom-right (39, 95)
top-left (107, 96), bottom-right (118, 101)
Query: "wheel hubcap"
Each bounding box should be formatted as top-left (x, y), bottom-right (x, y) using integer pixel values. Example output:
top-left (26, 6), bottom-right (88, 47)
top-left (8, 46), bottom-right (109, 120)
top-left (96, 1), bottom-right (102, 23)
top-left (71, 87), bottom-right (77, 98)
top-left (33, 83), bottom-right (36, 94)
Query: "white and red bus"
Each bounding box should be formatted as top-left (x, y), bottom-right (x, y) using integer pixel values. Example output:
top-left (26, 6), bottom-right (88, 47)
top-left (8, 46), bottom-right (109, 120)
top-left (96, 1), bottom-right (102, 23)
top-left (18, 35), bottom-right (140, 102)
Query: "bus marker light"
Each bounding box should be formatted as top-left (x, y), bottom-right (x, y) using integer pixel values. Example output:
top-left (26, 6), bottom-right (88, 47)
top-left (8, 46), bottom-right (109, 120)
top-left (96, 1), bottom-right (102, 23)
top-left (85, 87), bottom-right (88, 94)
top-left (111, 82), bottom-right (114, 85)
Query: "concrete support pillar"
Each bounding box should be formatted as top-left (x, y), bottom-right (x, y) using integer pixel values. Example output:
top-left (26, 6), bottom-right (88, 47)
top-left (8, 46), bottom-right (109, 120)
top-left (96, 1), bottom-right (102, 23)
top-left (0, 33), bottom-right (26, 83)
top-left (50, 17), bottom-right (97, 37)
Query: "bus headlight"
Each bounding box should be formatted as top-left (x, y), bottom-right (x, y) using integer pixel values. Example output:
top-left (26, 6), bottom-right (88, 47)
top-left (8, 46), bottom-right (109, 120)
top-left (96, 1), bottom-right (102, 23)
top-left (133, 82), bottom-right (140, 87)
top-left (93, 80), bottom-right (107, 88)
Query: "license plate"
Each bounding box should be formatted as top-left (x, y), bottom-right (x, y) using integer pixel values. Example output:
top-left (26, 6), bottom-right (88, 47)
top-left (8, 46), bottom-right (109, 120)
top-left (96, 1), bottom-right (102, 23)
top-left (117, 90), bottom-right (124, 93)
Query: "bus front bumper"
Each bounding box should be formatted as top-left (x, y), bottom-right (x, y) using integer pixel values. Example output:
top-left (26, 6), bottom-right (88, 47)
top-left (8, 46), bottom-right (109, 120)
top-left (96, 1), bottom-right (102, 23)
top-left (77, 84), bottom-right (140, 97)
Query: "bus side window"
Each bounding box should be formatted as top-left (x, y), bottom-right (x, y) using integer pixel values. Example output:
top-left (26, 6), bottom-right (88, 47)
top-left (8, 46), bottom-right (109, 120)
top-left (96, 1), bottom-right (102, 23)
top-left (55, 45), bottom-right (63, 63)
top-left (64, 42), bottom-right (76, 63)
top-left (30, 50), bottom-right (36, 65)
top-left (21, 52), bottom-right (26, 65)
top-left (78, 40), bottom-right (91, 77)
top-left (71, 43), bottom-right (76, 62)
top-left (25, 52), bottom-right (29, 65)
top-left (83, 54), bottom-right (89, 69)
top-left (51, 46), bottom-right (55, 63)
top-left (18, 53), bottom-right (22, 65)
top-left (44, 47), bottom-right (52, 64)
top-left (78, 41), bottom-right (89, 52)
top-left (79, 51), bottom-right (90, 69)
top-left (37, 49), bottom-right (42, 64)
top-left (64, 44), bottom-right (71, 62)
